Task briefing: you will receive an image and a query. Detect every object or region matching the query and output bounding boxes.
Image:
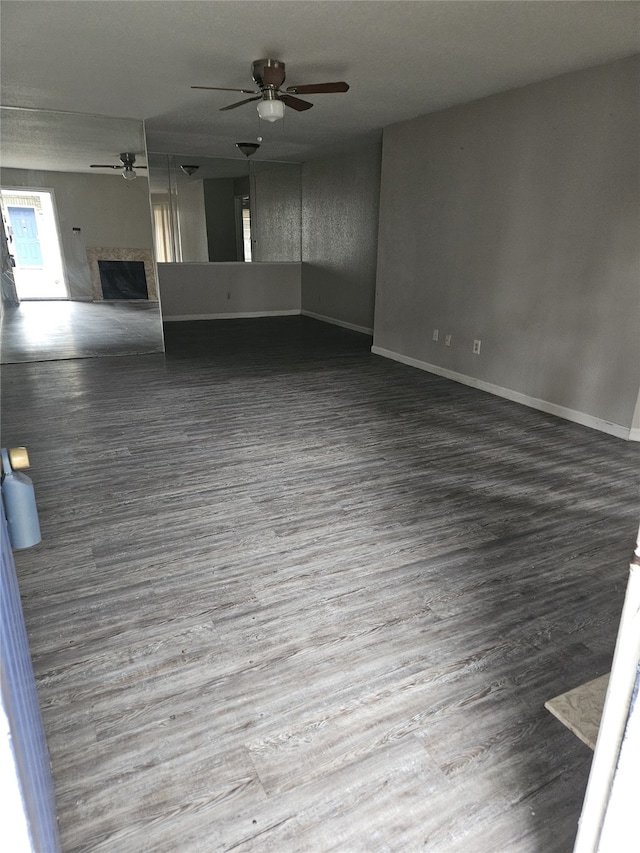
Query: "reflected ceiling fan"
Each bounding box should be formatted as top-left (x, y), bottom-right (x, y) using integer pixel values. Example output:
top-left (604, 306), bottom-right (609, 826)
top-left (90, 153), bottom-right (147, 181)
top-left (192, 58), bottom-right (349, 122)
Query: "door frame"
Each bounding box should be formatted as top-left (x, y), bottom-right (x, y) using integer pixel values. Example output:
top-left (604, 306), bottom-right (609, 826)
top-left (0, 186), bottom-right (69, 300)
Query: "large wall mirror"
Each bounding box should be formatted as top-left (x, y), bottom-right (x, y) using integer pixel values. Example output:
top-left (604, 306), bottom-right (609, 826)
top-left (148, 153), bottom-right (301, 264)
top-left (0, 107), bottom-right (164, 363)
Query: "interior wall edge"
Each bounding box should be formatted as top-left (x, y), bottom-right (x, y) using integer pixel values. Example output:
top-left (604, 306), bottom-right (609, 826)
top-left (301, 309), bottom-right (373, 337)
top-left (163, 310), bottom-right (300, 322)
top-left (371, 345), bottom-right (637, 441)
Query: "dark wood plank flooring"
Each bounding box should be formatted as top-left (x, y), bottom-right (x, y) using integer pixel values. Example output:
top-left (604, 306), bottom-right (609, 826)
top-left (2, 316), bottom-right (638, 852)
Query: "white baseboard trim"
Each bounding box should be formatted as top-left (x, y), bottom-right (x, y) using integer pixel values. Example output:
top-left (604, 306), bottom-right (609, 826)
top-left (301, 309), bottom-right (373, 337)
top-left (371, 345), bottom-right (635, 441)
top-left (164, 308), bottom-right (375, 337)
top-left (163, 309), bottom-right (300, 322)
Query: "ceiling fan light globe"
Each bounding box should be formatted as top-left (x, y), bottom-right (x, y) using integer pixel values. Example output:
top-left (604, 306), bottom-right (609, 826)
top-left (257, 99), bottom-right (285, 122)
top-left (122, 167), bottom-right (137, 181)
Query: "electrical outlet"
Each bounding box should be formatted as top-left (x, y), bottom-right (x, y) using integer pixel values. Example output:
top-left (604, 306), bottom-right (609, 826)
top-left (473, 339), bottom-right (481, 355)
top-left (432, 329), bottom-right (439, 342)
top-left (226, 291), bottom-right (231, 300)
top-left (445, 334), bottom-right (452, 347)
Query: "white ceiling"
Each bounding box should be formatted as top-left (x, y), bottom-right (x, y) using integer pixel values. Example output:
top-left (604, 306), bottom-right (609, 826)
top-left (1, 1), bottom-right (639, 164)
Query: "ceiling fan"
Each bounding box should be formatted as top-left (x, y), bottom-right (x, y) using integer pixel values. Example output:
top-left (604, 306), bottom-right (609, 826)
top-left (90, 153), bottom-right (147, 181)
top-left (192, 58), bottom-right (349, 122)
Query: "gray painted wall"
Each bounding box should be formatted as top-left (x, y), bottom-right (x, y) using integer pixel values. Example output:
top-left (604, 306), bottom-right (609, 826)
top-left (158, 262), bottom-right (301, 319)
top-left (301, 144), bottom-right (382, 331)
top-left (252, 164), bottom-right (301, 262)
top-left (1, 168), bottom-right (154, 300)
top-left (374, 56), bottom-right (640, 431)
top-left (632, 393), bottom-right (640, 434)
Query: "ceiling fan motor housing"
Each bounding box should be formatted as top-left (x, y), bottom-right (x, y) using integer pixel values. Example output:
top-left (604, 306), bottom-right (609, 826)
top-left (252, 59), bottom-right (286, 90)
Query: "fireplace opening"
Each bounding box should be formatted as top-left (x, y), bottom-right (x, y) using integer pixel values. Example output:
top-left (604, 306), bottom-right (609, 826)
top-left (98, 259), bottom-right (148, 300)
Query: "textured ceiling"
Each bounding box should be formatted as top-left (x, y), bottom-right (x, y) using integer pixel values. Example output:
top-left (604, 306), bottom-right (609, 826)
top-left (1, 1), bottom-right (639, 165)
top-left (0, 108), bottom-right (146, 173)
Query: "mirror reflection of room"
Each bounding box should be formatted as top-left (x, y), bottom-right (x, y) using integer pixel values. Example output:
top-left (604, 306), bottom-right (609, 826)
top-left (0, 107), bottom-right (165, 363)
top-left (148, 153), bottom-right (301, 263)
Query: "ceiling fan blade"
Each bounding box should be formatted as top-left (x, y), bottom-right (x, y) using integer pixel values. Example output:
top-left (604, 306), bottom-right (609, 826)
top-left (220, 96), bottom-right (262, 112)
top-left (263, 65), bottom-right (286, 88)
top-left (90, 164), bottom-right (146, 169)
top-left (285, 82), bottom-right (349, 95)
top-left (280, 95), bottom-right (314, 112)
top-left (191, 86), bottom-right (258, 94)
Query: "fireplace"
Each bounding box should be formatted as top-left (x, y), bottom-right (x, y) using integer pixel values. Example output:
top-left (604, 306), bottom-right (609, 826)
top-left (86, 247), bottom-right (158, 302)
top-left (98, 260), bottom-right (148, 300)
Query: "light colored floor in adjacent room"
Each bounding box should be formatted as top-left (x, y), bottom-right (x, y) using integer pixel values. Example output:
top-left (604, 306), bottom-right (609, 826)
top-left (3, 317), bottom-right (638, 852)
top-left (545, 674), bottom-right (610, 750)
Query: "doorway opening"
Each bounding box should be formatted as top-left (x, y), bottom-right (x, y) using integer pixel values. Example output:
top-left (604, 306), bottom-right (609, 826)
top-left (234, 194), bottom-right (252, 262)
top-left (0, 188), bottom-right (68, 300)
